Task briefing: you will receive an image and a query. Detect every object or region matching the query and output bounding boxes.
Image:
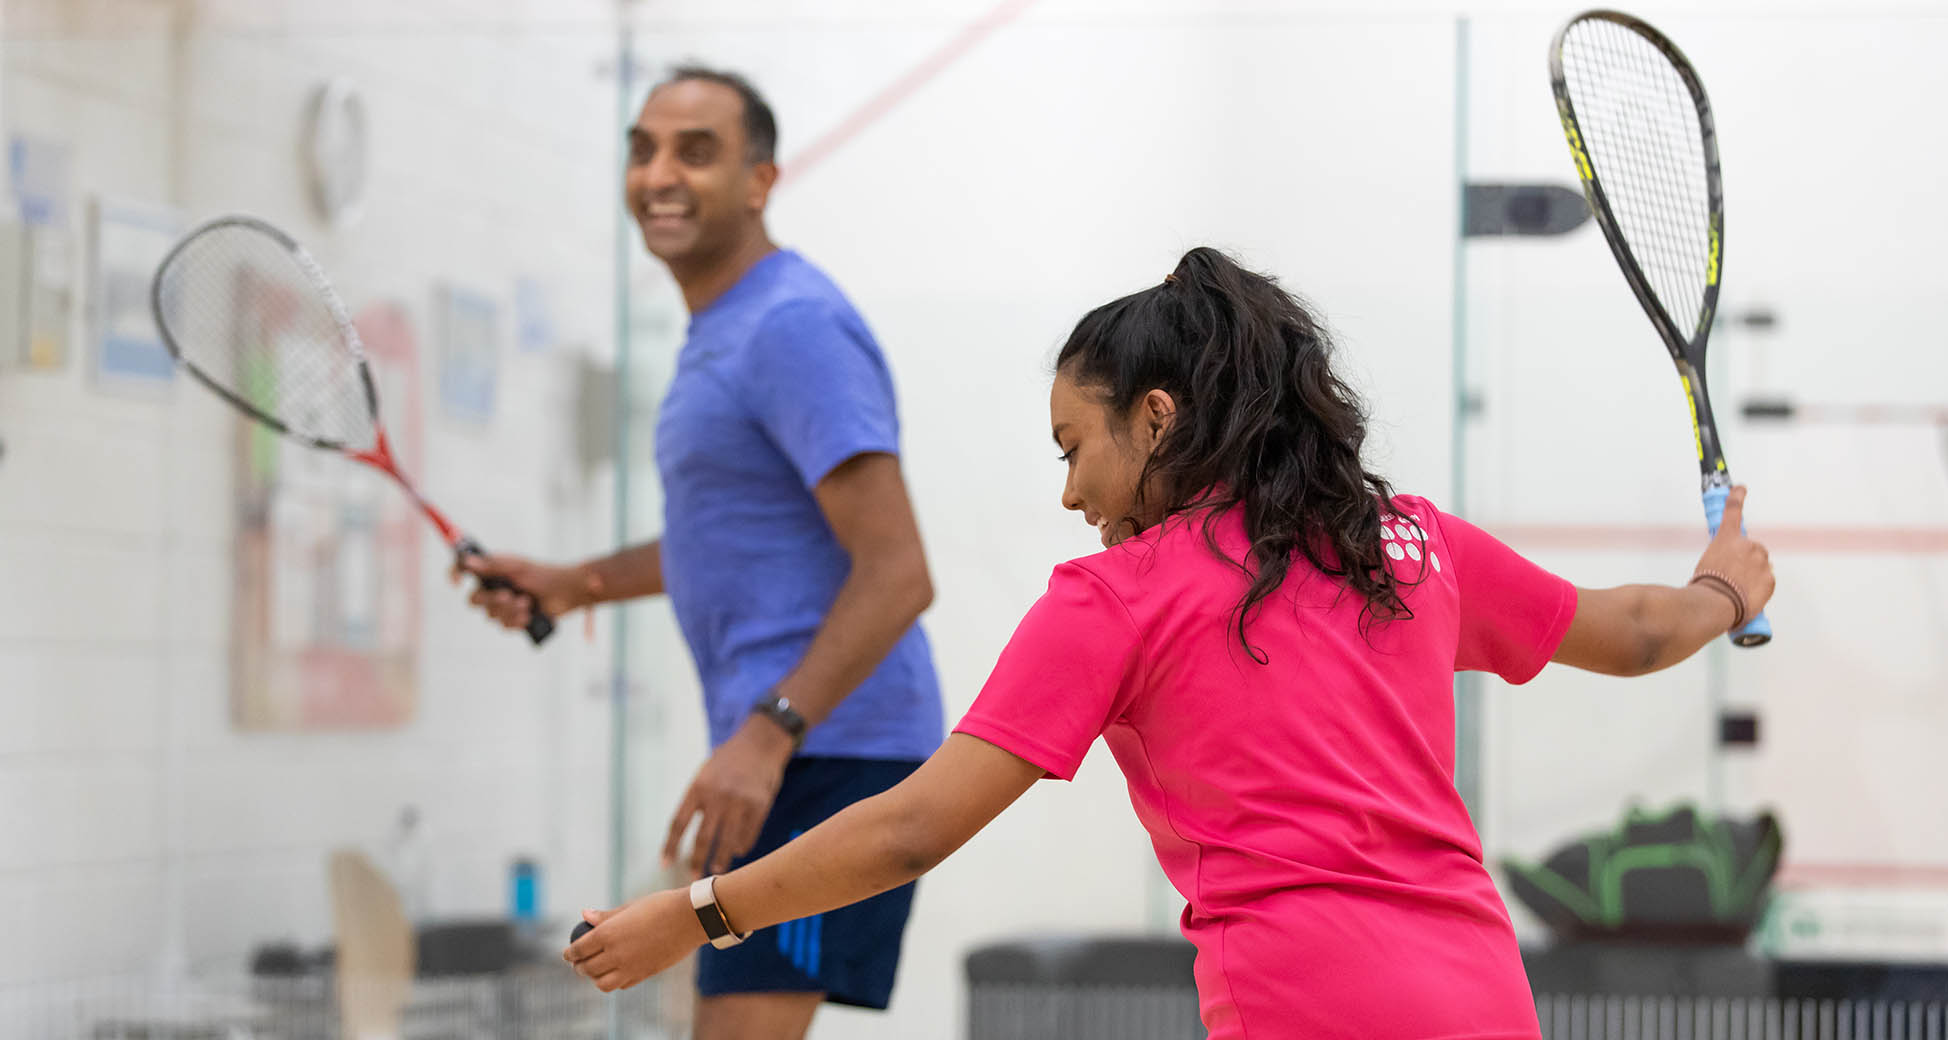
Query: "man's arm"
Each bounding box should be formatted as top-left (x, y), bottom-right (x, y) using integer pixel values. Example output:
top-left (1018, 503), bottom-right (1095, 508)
top-left (456, 539), bottom-right (664, 632)
top-left (663, 451), bottom-right (934, 877)
top-left (768, 452), bottom-right (934, 728)
top-left (581, 540), bottom-right (666, 603)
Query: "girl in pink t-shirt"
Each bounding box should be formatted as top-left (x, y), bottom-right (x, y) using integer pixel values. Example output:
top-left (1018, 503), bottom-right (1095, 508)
top-left (567, 248), bottom-right (1776, 1039)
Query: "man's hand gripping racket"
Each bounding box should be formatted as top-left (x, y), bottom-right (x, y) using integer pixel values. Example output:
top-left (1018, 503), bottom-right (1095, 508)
top-left (151, 215), bottom-right (556, 644)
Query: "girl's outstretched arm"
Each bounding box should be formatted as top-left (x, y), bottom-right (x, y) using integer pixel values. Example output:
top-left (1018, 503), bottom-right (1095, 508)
top-left (565, 733), bottom-right (1045, 992)
top-left (1552, 486), bottom-right (1774, 677)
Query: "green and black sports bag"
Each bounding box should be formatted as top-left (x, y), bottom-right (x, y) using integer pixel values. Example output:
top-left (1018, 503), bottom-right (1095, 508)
top-left (1502, 803), bottom-right (1784, 943)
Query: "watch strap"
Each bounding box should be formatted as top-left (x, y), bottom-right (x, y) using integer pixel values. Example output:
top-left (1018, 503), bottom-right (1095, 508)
top-left (752, 694), bottom-right (807, 750)
top-left (689, 875), bottom-right (750, 950)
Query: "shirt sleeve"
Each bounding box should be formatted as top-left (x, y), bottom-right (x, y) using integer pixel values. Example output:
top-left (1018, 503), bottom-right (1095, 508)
top-left (737, 299), bottom-right (901, 489)
top-left (1430, 506), bottom-right (1577, 684)
top-left (953, 562), bottom-right (1145, 780)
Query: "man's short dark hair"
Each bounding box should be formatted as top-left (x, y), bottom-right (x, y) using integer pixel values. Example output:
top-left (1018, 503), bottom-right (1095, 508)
top-left (661, 64), bottom-right (778, 165)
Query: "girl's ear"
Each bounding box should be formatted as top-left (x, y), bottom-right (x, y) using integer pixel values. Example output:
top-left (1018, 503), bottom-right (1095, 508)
top-left (1144, 389), bottom-right (1177, 436)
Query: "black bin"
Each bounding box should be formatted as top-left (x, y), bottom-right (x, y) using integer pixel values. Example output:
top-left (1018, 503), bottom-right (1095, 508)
top-left (965, 935), bottom-right (1204, 1040)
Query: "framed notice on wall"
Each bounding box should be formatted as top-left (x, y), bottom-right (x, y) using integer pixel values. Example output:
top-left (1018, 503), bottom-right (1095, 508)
top-left (233, 301), bottom-right (425, 730)
top-left (513, 276), bottom-right (555, 355)
top-left (0, 220), bottom-right (25, 366)
top-left (9, 135), bottom-right (72, 229)
top-left (23, 225), bottom-right (74, 371)
top-left (436, 283), bottom-right (499, 424)
top-left (2, 136), bottom-right (77, 372)
top-left (89, 196), bottom-right (182, 392)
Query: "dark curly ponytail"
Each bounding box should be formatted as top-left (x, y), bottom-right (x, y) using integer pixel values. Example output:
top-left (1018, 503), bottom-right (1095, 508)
top-left (1055, 247), bottom-right (1415, 659)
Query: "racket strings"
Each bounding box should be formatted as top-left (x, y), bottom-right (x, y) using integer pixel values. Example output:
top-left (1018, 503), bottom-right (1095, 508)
top-left (1561, 19), bottom-right (1715, 337)
top-left (154, 224), bottom-right (378, 453)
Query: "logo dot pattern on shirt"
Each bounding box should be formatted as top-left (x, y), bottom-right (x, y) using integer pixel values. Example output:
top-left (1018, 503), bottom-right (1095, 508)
top-left (1380, 512), bottom-right (1440, 573)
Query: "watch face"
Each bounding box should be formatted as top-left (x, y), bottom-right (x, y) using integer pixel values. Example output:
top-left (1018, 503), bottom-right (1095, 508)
top-left (759, 697), bottom-right (806, 735)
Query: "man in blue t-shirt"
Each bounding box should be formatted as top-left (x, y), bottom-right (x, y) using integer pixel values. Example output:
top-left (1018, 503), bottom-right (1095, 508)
top-left (461, 65), bottom-right (944, 1037)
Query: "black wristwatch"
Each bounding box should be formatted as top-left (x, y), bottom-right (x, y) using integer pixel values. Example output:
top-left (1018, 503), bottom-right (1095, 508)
top-left (751, 694), bottom-right (807, 750)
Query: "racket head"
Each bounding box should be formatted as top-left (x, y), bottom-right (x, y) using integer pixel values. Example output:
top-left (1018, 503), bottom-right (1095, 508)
top-left (1551, 10), bottom-right (1723, 369)
top-left (151, 214), bottom-right (381, 455)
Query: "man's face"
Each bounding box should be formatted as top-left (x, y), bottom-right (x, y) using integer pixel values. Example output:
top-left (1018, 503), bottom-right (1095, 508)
top-left (623, 79), bottom-right (774, 267)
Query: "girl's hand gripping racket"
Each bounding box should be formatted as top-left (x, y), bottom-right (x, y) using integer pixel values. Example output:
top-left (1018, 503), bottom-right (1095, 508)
top-left (151, 215), bottom-right (556, 644)
top-left (1551, 10), bottom-right (1771, 646)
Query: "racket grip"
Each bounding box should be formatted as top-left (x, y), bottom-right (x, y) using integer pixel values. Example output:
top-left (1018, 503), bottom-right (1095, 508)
top-left (455, 540), bottom-right (558, 645)
top-left (496, 584), bottom-right (556, 644)
top-left (570, 920), bottom-right (593, 944)
top-left (1701, 485), bottom-right (1773, 647)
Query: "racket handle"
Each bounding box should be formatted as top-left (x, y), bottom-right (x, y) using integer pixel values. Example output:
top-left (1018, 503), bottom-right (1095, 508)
top-left (1701, 485), bottom-right (1773, 647)
top-left (454, 539), bottom-right (558, 645)
top-left (570, 920), bottom-right (593, 944)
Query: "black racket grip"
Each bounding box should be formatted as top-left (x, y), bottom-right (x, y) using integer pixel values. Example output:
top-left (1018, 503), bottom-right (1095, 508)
top-left (454, 539), bottom-right (557, 645)
top-left (570, 920), bottom-right (593, 944)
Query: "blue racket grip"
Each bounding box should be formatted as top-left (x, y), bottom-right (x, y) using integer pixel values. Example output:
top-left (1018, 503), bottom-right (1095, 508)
top-left (1701, 484), bottom-right (1772, 647)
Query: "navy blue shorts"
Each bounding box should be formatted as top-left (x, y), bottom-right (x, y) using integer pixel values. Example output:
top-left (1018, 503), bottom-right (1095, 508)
top-left (695, 756), bottom-right (923, 1009)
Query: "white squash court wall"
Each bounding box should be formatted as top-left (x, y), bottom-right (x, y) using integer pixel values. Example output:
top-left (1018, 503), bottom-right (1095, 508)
top-left (630, 3), bottom-right (1948, 1036)
top-left (3, 3), bottom-right (1945, 1038)
top-left (0, 0), bottom-right (620, 998)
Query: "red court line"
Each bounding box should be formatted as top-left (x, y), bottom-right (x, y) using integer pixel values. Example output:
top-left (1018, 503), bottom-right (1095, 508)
top-left (1496, 525), bottom-right (1948, 555)
top-left (1776, 862), bottom-right (1948, 888)
top-left (779, 0), bottom-right (1038, 187)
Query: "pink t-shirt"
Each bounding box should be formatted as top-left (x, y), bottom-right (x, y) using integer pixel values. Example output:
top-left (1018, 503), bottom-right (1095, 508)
top-left (955, 496), bottom-right (1575, 1040)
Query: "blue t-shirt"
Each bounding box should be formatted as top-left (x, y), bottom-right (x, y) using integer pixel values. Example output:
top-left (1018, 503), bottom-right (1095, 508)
top-left (655, 250), bottom-right (944, 760)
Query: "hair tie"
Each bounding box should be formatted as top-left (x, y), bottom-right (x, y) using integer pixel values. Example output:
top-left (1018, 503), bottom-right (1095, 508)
top-left (1163, 273), bottom-right (1179, 285)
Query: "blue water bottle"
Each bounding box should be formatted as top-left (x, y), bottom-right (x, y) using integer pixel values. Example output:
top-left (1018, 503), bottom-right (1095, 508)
top-left (510, 856), bottom-right (540, 925)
